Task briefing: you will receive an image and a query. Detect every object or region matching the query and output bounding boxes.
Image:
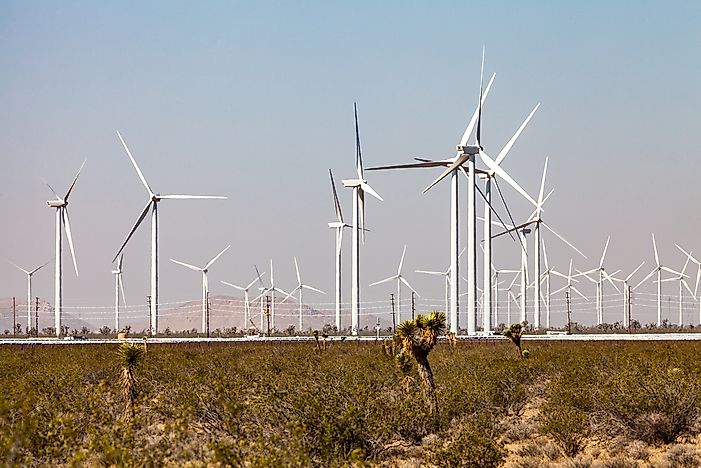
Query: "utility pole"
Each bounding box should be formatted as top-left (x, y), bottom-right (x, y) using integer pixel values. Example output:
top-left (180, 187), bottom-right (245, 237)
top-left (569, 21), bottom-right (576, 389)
top-left (265, 295), bottom-right (271, 337)
top-left (390, 293), bottom-right (396, 332)
top-left (566, 290), bottom-right (572, 335)
top-left (147, 295), bottom-right (152, 336)
top-left (411, 292), bottom-right (416, 320)
top-left (206, 291), bottom-right (211, 338)
top-left (35, 297), bottom-right (39, 335)
top-left (628, 286), bottom-right (633, 334)
top-left (12, 297), bottom-right (16, 337)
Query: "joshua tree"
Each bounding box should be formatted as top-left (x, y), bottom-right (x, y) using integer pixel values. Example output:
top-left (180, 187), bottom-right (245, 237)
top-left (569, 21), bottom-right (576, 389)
top-left (117, 342), bottom-right (145, 420)
top-left (395, 311), bottom-right (446, 417)
top-left (503, 323), bottom-right (525, 358)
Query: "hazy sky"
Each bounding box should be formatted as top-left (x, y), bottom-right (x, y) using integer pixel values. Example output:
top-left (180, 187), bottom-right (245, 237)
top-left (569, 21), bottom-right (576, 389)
top-left (1, 1), bottom-right (700, 328)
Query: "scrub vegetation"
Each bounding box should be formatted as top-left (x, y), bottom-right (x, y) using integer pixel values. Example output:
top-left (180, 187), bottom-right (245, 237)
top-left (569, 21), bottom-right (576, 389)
top-left (2, 339), bottom-right (701, 466)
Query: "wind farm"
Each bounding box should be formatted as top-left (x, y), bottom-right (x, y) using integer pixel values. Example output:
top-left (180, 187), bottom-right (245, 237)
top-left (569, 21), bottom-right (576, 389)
top-left (2, 2), bottom-right (700, 465)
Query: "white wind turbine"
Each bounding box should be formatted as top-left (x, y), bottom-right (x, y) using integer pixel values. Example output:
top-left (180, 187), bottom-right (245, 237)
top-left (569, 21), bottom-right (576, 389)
top-left (328, 169), bottom-right (351, 332)
top-left (341, 103), bottom-right (383, 336)
top-left (45, 160), bottom-right (84, 337)
top-left (368, 62), bottom-right (497, 336)
top-left (493, 157), bottom-right (586, 329)
top-left (552, 259), bottom-right (589, 327)
top-left (112, 254), bottom-right (127, 332)
top-left (608, 262), bottom-right (645, 328)
top-left (370, 245), bottom-right (420, 326)
top-left (170, 245), bottom-right (230, 336)
top-left (493, 267), bottom-right (520, 328)
top-left (10, 260), bottom-right (49, 333)
top-left (575, 236), bottom-right (619, 325)
top-left (281, 257), bottom-right (326, 331)
top-left (221, 270), bottom-right (266, 332)
top-left (415, 248), bottom-right (465, 322)
top-left (675, 244), bottom-right (701, 324)
top-left (112, 131), bottom-right (227, 335)
top-left (634, 234), bottom-right (685, 326)
top-left (659, 255), bottom-right (693, 326)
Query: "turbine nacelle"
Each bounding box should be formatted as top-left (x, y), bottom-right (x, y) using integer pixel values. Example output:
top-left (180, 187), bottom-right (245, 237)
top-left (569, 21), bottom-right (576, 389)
top-left (341, 178), bottom-right (364, 188)
top-left (456, 144), bottom-right (481, 155)
top-left (46, 200), bottom-right (66, 208)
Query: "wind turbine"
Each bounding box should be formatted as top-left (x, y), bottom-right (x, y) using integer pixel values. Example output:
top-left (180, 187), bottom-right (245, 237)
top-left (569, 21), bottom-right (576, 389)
top-left (112, 254), bottom-right (126, 332)
top-left (634, 234), bottom-right (684, 326)
top-left (112, 131), bottom-right (227, 335)
top-left (341, 103), bottom-right (383, 336)
top-left (328, 169), bottom-right (351, 332)
top-left (675, 244), bottom-right (701, 324)
top-left (415, 248), bottom-right (465, 322)
top-left (609, 262), bottom-right (645, 328)
top-left (493, 157), bottom-right (586, 329)
top-left (370, 245), bottom-right (420, 326)
top-left (660, 255), bottom-right (693, 326)
top-left (170, 245), bottom-right (230, 336)
top-left (574, 236), bottom-right (619, 325)
top-left (45, 160), bottom-right (84, 337)
top-left (281, 257), bottom-right (326, 331)
top-left (221, 270), bottom-right (266, 332)
top-left (9, 261), bottom-right (49, 333)
top-left (368, 64), bottom-right (496, 336)
top-left (552, 259), bottom-right (589, 325)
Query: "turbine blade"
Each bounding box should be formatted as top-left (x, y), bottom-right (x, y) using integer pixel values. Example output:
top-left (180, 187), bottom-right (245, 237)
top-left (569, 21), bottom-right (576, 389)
top-left (8, 261), bottom-right (30, 275)
top-left (170, 259), bottom-right (203, 272)
top-left (675, 243), bottom-right (701, 266)
top-left (367, 160), bottom-right (451, 171)
top-left (44, 181), bottom-right (62, 201)
top-left (400, 276), bottom-right (420, 297)
top-left (280, 287), bottom-right (300, 304)
top-left (634, 269), bottom-right (657, 290)
top-left (354, 102), bottom-right (363, 179)
top-left (423, 153), bottom-right (470, 193)
top-left (625, 262), bottom-right (646, 282)
top-left (415, 270), bottom-right (444, 276)
top-left (159, 195), bottom-right (227, 200)
top-left (29, 261), bottom-right (51, 275)
top-left (205, 245), bottom-right (231, 269)
top-left (599, 235), bottom-right (611, 269)
top-left (542, 221), bottom-right (587, 259)
top-left (113, 200), bottom-right (153, 262)
top-left (683, 279), bottom-right (695, 298)
top-left (63, 159), bottom-right (87, 201)
top-left (294, 257), bottom-right (301, 285)
top-left (493, 103), bottom-right (541, 167)
top-left (397, 245), bottom-right (407, 275)
top-left (360, 182), bottom-right (383, 201)
top-left (329, 169), bottom-right (344, 222)
top-left (369, 275), bottom-right (396, 287)
top-left (552, 285), bottom-right (567, 296)
top-left (62, 208), bottom-right (79, 276)
top-left (479, 151), bottom-right (539, 207)
top-left (652, 233), bottom-right (660, 267)
top-left (476, 46), bottom-right (484, 147)
top-left (459, 72), bottom-right (496, 146)
top-left (603, 271), bottom-right (621, 293)
top-left (116, 131), bottom-right (153, 195)
top-left (536, 156), bottom-right (548, 215)
top-left (571, 286), bottom-right (589, 301)
top-left (221, 281), bottom-right (245, 291)
top-left (302, 284), bottom-right (326, 295)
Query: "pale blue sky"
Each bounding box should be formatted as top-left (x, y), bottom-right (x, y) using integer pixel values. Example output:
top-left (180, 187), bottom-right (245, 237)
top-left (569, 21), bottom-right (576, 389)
top-left (1, 1), bottom-right (699, 328)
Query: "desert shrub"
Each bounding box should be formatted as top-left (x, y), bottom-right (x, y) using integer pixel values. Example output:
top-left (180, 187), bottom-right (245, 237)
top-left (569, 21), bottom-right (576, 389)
top-left (424, 416), bottom-right (504, 468)
top-left (662, 444), bottom-right (701, 468)
top-left (540, 404), bottom-right (588, 457)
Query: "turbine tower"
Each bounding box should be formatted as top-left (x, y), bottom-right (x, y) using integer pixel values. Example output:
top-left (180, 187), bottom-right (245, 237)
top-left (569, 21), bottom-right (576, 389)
top-left (660, 255), bottom-right (693, 326)
top-left (45, 160), bottom-right (84, 337)
top-left (253, 260), bottom-right (289, 332)
top-left (221, 270), bottom-right (265, 332)
top-left (112, 131), bottom-right (227, 335)
top-left (370, 245), bottom-right (420, 325)
top-left (328, 169), bottom-right (350, 332)
top-left (170, 245), bottom-right (230, 336)
top-left (10, 261), bottom-right (49, 333)
top-left (112, 254), bottom-right (126, 332)
top-left (416, 248), bottom-right (465, 321)
top-left (281, 257), bottom-right (326, 331)
top-left (341, 103), bottom-right (383, 336)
